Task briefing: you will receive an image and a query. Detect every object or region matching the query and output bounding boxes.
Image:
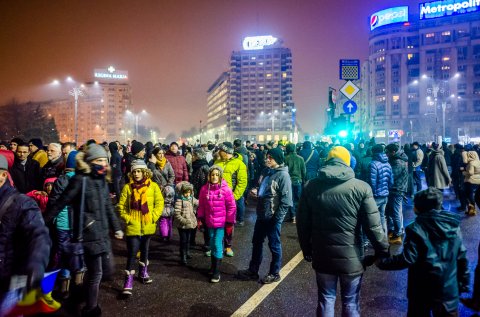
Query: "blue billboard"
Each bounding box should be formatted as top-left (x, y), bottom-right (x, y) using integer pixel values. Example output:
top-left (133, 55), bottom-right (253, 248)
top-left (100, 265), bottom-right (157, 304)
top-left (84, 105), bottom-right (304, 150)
top-left (420, 0), bottom-right (480, 19)
top-left (370, 6), bottom-right (409, 31)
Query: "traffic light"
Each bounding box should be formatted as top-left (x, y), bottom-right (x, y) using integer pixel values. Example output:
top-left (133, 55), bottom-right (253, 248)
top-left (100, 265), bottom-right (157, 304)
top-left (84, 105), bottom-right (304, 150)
top-left (338, 130), bottom-right (348, 138)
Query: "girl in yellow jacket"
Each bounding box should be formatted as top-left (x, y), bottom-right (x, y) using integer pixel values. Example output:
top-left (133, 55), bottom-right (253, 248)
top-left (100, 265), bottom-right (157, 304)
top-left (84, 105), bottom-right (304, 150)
top-left (117, 160), bottom-right (164, 295)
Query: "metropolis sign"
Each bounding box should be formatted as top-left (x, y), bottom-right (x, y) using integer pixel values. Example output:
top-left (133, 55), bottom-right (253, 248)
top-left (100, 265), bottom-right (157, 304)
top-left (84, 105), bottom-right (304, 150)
top-left (420, 0), bottom-right (480, 19)
top-left (94, 66), bottom-right (128, 80)
top-left (370, 6), bottom-right (409, 31)
top-left (242, 36), bottom-right (278, 50)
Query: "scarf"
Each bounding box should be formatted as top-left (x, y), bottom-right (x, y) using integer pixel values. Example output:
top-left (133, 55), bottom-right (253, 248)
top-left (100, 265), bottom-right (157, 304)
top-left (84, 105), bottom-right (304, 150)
top-left (130, 178), bottom-right (151, 215)
top-left (156, 157), bottom-right (167, 170)
top-left (91, 163), bottom-right (107, 177)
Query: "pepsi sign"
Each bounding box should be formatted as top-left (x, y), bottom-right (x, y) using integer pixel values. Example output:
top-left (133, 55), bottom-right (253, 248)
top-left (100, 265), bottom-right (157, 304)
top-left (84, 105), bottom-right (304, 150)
top-left (370, 6), bottom-right (409, 31)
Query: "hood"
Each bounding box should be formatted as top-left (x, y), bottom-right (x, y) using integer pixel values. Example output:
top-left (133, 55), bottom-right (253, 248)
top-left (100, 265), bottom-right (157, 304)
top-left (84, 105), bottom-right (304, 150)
top-left (317, 159), bottom-right (355, 184)
top-left (44, 177), bottom-right (57, 185)
top-left (466, 150), bottom-right (480, 162)
top-left (430, 149), bottom-right (444, 157)
top-left (416, 210), bottom-right (461, 240)
top-left (373, 153), bottom-right (389, 163)
top-left (175, 181), bottom-right (194, 196)
top-left (108, 142), bottom-right (118, 154)
top-left (391, 151), bottom-right (408, 163)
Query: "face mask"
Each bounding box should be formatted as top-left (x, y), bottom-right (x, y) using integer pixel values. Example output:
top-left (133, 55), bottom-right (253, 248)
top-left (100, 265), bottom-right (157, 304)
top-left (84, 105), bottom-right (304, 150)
top-left (91, 163), bottom-right (107, 175)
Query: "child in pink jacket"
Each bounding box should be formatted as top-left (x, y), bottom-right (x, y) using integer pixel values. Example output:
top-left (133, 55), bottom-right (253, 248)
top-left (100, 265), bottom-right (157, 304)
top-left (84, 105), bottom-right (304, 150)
top-left (197, 165), bottom-right (236, 283)
top-left (26, 177), bottom-right (57, 212)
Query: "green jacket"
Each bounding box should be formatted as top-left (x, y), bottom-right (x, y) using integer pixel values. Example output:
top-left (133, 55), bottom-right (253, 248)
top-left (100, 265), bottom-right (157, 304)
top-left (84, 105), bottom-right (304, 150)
top-left (297, 159), bottom-right (388, 276)
top-left (378, 210), bottom-right (470, 312)
top-left (117, 180), bottom-right (164, 236)
top-left (285, 153), bottom-right (306, 184)
top-left (214, 154), bottom-right (248, 200)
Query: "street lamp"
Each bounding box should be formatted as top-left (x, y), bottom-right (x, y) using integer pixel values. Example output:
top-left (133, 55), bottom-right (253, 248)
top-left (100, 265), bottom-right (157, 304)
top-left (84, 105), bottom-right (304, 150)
top-left (125, 109), bottom-right (147, 140)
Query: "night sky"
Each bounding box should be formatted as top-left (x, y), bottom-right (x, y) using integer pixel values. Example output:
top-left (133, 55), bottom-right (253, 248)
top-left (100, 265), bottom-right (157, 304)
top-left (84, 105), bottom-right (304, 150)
top-left (0, 0), bottom-right (419, 137)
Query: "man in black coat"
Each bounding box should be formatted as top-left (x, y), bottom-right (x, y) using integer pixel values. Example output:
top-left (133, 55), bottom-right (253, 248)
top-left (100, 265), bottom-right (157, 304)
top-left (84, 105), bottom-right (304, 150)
top-left (42, 142), bottom-right (65, 182)
top-left (9, 142), bottom-right (42, 193)
top-left (0, 155), bottom-right (51, 308)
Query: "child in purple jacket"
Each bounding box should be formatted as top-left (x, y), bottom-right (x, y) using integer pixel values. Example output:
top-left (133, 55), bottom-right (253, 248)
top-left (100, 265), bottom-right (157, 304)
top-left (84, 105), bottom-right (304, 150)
top-left (197, 165), bottom-right (236, 283)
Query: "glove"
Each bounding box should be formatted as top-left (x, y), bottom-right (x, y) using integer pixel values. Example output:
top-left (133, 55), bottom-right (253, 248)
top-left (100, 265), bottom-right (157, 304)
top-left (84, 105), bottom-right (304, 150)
top-left (114, 230), bottom-right (124, 240)
top-left (304, 255), bottom-right (312, 262)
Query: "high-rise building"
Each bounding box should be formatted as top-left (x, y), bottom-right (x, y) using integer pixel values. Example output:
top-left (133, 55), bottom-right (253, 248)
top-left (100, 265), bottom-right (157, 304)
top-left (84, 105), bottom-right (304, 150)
top-left (43, 66), bottom-right (133, 144)
top-left (367, 2), bottom-right (480, 143)
top-left (206, 36), bottom-right (296, 143)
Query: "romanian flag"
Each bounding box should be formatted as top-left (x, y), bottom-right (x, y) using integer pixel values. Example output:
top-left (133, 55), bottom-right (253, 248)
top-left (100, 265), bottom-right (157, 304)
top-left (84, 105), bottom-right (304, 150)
top-left (5, 270), bottom-right (61, 317)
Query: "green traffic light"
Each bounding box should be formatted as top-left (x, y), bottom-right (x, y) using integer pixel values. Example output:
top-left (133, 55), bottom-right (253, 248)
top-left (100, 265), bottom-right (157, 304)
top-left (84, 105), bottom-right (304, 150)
top-left (338, 130), bottom-right (348, 138)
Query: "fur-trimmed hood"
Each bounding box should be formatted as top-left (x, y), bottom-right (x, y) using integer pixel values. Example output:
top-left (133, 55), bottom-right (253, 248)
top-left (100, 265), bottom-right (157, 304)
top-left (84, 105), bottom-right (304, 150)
top-left (175, 181), bottom-right (194, 196)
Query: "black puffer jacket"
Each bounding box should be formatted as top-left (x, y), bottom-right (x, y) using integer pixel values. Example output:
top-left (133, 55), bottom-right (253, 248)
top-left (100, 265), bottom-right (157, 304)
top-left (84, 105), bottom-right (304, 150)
top-left (297, 159), bottom-right (388, 275)
top-left (378, 209), bottom-right (470, 312)
top-left (190, 159), bottom-right (210, 199)
top-left (389, 151), bottom-right (409, 194)
top-left (46, 152), bottom-right (121, 256)
top-left (0, 183), bottom-right (51, 292)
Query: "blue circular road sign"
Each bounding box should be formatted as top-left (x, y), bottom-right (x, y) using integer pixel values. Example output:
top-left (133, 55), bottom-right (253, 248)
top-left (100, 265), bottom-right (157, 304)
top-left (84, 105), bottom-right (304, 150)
top-left (342, 100), bottom-right (358, 114)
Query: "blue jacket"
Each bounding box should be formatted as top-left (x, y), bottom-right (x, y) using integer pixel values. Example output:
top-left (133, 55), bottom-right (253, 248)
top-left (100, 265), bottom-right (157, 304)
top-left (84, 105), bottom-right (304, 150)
top-left (299, 147), bottom-right (320, 177)
top-left (368, 153), bottom-right (393, 197)
top-left (256, 166), bottom-right (293, 223)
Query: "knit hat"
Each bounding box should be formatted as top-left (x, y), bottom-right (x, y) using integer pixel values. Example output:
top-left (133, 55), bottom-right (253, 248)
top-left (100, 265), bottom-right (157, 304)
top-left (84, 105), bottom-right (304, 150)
top-left (29, 138), bottom-right (43, 149)
top-left (193, 148), bottom-right (206, 160)
top-left (267, 147), bottom-right (285, 165)
top-left (131, 159), bottom-right (148, 171)
top-left (131, 141), bottom-right (145, 156)
top-left (372, 144), bottom-right (384, 154)
top-left (385, 143), bottom-right (399, 153)
top-left (326, 146), bottom-right (351, 166)
top-left (84, 144), bottom-right (107, 162)
top-left (286, 143), bottom-right (296, 154)
top-left (414, 187), bottom-right (443, 213)
top-left (0, 154), bottom-right (7, 170)
top-left (218, 142), bottom-right (234, 155)
top-left (65, 150), bottom-right (78, 169)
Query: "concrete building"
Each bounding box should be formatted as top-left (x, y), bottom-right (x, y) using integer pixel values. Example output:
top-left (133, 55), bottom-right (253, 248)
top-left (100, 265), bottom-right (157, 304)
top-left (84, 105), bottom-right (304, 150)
top-left (205, 36), bottom-right (296, 143)
top-left (368, 3), bottom-right (480, 144)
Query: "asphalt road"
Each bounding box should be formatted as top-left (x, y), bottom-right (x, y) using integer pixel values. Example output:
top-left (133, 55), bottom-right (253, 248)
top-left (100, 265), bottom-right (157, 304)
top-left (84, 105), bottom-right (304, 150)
top-left (50, 192), bottom-right (480, 317)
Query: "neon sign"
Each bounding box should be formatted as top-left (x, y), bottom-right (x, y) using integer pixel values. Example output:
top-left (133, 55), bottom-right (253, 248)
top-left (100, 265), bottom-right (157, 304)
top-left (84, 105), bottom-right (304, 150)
top-left (420, 0), bottom-right (480, 19)
top-left (370, 6), bottom-right (409, 31)
top-left (242, 36), bottom-right (278, 50)
top-left (94, 66), bottom-right (128, 80)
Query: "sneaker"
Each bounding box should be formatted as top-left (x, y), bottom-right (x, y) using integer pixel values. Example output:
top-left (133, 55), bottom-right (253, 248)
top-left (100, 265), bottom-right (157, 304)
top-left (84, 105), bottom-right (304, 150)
top-left (236, 221), bottom-right (244, 227)
top-left (389, 235), bottom-right (402, 245)
top-left (205, 250), bottom-right (211, 257)
top-left (210, 273), bottom-right (221, 283)
top-left (236, 269), bottom-right (259, 281)
top-left (292, 217), bottom-right (296, 224)
top-left (261, 274), bottom-right (281, 284)
top-left (225, 248), bottom-right (234, 257)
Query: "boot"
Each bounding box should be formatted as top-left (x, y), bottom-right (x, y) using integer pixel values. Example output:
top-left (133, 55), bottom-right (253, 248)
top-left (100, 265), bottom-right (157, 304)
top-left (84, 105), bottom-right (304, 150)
top-left (81, 305), bottom-right (102, 317)
top-left (468, 204), bottom-right (477, 216)
top-left (186, 243), bottom-right (192, 259)
top-left (210, 257), bottom-right (221, 283)
top-left (58, 276), bottom-right (71, 299)
top-left (180, 250), bottom-right (187, 265)
top-left (208, 255), bottom-right (215, 275)
top-left (122, 270), bottom-right (135, 295)
top-left (138, 261), bottom-right (153, 284)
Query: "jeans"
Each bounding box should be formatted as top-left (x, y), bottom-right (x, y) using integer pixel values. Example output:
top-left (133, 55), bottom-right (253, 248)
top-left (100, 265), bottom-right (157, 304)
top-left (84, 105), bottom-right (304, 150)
top-left (249, 219), bottom-right (282, 275)
top-left (126, 235), bottom-right (152, 270)
top-left (111, 176), bottom-right (122, 203)
top-left (84, 252), bottom-right (107, 310)
top-left (236, 196), bottom-right (245, 222)
top-left (386, 193), bottom-right (404, 236)
top-left (465, 183), bottom-right (479, 206)
top-left (56, 229), bottom-right (72, 278)
top-left (178, 228), bottom-right (191, 255)
top-left (374, 196), bottom-right (388, 236)
top-left (208, 227), bottom-right (225, 259)
top-left (413, 170), bottom-right (423, 193)
top-left (288, 182), bottom-right (302, 219)
top-left (316, 272), bottom-right (363, 317)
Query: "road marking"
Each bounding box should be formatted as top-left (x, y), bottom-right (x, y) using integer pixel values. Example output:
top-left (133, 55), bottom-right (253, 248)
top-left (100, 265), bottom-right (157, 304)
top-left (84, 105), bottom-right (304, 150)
top-left (231, 251), bottom-right (304, 317)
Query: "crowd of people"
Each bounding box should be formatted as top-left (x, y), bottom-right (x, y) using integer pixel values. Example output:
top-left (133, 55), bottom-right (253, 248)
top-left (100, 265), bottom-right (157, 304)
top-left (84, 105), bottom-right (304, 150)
top-left (0, 135), bottom-right (479, 316)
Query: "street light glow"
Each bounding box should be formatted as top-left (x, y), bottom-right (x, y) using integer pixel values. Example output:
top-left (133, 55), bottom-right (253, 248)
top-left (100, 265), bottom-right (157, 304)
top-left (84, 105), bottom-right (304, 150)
top-left (51, 79), bottom-right (60, 85)
top-left (66, 76), bottom-right (74, 82)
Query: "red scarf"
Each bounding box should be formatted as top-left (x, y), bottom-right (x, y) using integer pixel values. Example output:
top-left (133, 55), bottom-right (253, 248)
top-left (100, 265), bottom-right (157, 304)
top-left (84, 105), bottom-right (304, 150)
top-left (130, 178), bottom-right (150, 215)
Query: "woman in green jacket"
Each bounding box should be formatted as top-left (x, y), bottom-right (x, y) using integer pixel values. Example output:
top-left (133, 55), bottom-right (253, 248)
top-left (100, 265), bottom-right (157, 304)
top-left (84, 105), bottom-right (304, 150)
top-left (117, 159), bottom-right (164, 295)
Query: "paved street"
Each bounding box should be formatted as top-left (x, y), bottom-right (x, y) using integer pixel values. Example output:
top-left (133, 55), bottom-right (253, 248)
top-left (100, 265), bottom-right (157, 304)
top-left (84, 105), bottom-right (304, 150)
top-left (51, 193), bottom-right (480, 317)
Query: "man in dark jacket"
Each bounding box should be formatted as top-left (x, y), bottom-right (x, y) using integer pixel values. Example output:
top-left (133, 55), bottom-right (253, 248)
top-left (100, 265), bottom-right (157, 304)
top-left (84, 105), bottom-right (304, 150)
top-left (237, 148), bottom-right (292, 284)
top-left (0, 155), bottom-right (51, 310)
top-left (109, 141), bottom-right (123, 201)
top-left (299, 141), bottom-right (320, 181)
top-left (451, 144), bottom-right (467, 211)
top-left (284, 143), bottom-right (306, 223)
top-left (42, 142), bottom-right (65, 182)
top-left (377, 187), bottom-right (470, 316)
top-left (297, 146), bottom-right (388, 316)
top-left (368, 144), bottom-right (393, 235)
top-left (9, 142), bottom-right (42, 193)
top-left (385, 143), bottom-right (408, 244)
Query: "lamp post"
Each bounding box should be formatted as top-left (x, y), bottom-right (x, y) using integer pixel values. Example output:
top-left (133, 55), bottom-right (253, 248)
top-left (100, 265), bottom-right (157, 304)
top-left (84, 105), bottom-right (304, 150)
top-left (199, 120), bottom-right (202, 144)
top-left (68, 87), bottom-right (85, 145)
top-left (126, 109), bottom-right (147, 140)
top-left (409, 120), bottom-right (413, 144)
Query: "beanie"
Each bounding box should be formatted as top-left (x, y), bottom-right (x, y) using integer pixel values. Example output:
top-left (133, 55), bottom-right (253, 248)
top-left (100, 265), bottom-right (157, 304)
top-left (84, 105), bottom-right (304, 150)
top-left (327, 146), bottom-right (351, 166)
top-left (218, 142), bottom-right (234, 155)
top-left (414, 187), bottom-right (443, 213)
top-left (65, 150), bottom-right (78, 169)
top-left (193, 148), bottom-right (207, 160)
top-left (286, 143), bottom-right (296, 154)
top-left (29, 138), bottom-right (43, 149)
top-left (131, 141), bottom-right (145, 156)
top-left (385, 143), bottom-right (399, 153)
top-left (267, 147), bottom-right (285, 165)
top-left (372, 144), bottom-right (384, 154)
top-left (131, 159), bottom-right (148, 171)
top-left (85, 144), bottom-right (107, 162)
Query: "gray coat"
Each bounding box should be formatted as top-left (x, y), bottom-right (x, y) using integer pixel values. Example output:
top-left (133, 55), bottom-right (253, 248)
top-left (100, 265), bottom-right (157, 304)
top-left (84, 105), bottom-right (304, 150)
top-left (297, 159), bottom-right (389, 276)
top-left (426, 149), bottom-right (451, 190)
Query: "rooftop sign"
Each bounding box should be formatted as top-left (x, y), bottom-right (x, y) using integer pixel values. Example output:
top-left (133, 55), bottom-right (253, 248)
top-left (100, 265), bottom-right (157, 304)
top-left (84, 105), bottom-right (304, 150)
top-left (420, 0), bottom-right (480, 19)
top-left (370, 6), bottom-right (409, 30)
top-left (94, 66), bottom-right (128, 80)
top-left (242, 36), bottom-right (278, 50)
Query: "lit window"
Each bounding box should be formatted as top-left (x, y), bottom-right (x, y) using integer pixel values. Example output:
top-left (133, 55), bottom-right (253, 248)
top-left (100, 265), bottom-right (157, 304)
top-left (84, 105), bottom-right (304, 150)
top-left (425, 33), bottom-right (435, 38)
top-left (442, 31), bottom-right (451, 36)
top-left (392, 95), bottom-right (400, 103)
top-left (408, 54), bottom-right (413, 60)
top-left (266, 73), bottom-right (272, 78)
top-left (282, 72), bottom-right (287, 78)
top-left (442, 56), bottom-right (450, 61)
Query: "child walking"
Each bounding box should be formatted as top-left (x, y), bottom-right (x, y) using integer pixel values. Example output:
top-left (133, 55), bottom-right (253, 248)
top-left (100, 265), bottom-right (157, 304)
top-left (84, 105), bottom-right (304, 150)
top-left (174, 181), bottom-right (198, 265)
top-left (117, 160), bottom-right (164, 295)
top-left (158, 185), bottom-right (175, 241)
top-left (197, 166), bottom-right (236, 283)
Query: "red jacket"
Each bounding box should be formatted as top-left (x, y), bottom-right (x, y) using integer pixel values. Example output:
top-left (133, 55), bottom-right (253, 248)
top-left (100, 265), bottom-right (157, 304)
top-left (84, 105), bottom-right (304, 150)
top-left (197, 180), bottom-right (236, 228)
top-left (165, 150), bottom-right (189, 184)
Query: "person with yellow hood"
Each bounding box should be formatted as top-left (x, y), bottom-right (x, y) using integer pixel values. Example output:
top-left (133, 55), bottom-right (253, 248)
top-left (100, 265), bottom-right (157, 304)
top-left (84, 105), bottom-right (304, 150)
top-left (117, 159), bottom-right (164, 296)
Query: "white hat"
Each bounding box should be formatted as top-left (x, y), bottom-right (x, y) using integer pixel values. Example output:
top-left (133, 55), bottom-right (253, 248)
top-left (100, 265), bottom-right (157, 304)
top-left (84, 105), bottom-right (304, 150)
top-left (131, 159), bottom-right (148, 172)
